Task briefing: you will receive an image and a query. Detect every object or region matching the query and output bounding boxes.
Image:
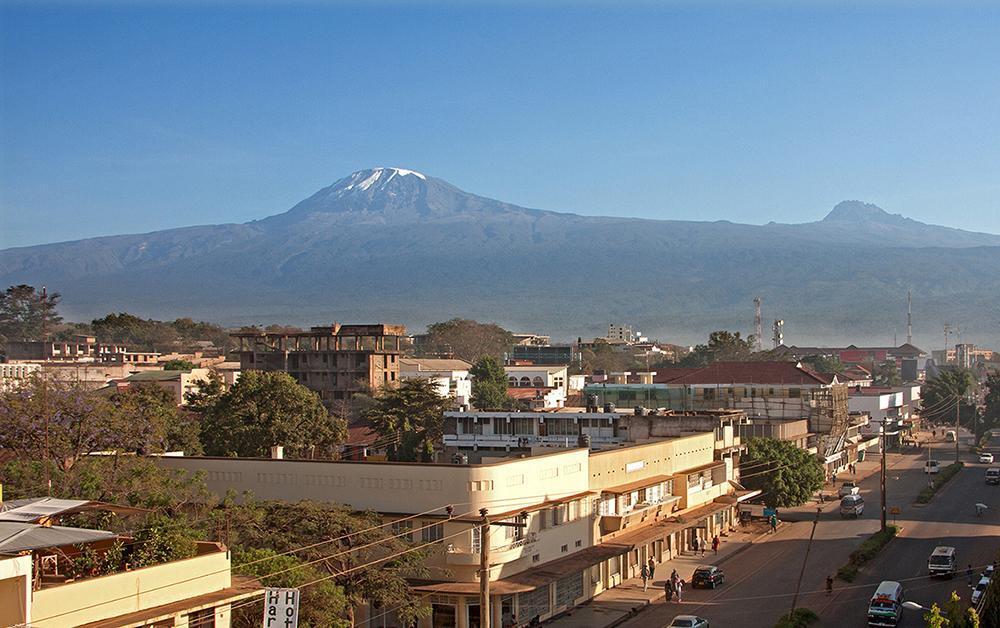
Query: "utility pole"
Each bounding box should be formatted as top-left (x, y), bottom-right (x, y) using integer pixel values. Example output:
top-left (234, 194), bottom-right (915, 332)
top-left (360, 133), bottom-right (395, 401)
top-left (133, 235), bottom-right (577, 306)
top-left (479, 508), bottom-right (491, 628)
top-left (955, 396), bottom-right (961, 464)
top-left (880, 419), bottom-right (887, 532)
top-left (790, 506), bottom-right (822, 614)
top-left (906, 290), bottom-right (913, 346)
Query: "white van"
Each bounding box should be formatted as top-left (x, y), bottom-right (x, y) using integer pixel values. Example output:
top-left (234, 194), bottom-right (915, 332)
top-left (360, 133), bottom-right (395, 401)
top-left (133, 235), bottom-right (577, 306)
top-left (840, 494), bottom-right (865, 518)
top-left (928, 546), bottom-right (957, 577)
top-left (867, 580), bottom-right (904, 626)
top-left (924, 460), bottom-right (941, 474)
top-left (945, 430), bottom-right (957, 442)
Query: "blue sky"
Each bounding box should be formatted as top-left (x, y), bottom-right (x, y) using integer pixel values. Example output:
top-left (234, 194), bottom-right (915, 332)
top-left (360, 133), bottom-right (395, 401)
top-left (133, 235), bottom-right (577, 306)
top-left (2, 1), bottom-right (999, 248)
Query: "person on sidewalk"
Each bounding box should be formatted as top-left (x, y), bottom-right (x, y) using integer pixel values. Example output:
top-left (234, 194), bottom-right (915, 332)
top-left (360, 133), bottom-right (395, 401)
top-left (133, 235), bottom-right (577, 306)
top-left (769, 514), bottom-right (778, 533)
top-left (691, 536), bottom-right (699, 554)
top-left (700, 540), bottom-right (706, 557)
top-left (640, 564), bottom-right (650, 591)
top-left (712, 535), bottom-right (720, 555)
top-left (647, 557), bottom-right (656, 583)
top-left (664, 579), bottom-right (674, 603)
top-left (671, 569), bottom-right (679, 587)
top-left (826, 575), bottom-right (833, 596)
top-left (675, 579), bottom-right (684, 603)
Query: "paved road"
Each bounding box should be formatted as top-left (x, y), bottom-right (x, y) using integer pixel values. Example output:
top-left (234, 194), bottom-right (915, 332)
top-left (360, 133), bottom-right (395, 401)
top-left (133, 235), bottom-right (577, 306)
top-left (620, 431), bottom-right (1000, 628)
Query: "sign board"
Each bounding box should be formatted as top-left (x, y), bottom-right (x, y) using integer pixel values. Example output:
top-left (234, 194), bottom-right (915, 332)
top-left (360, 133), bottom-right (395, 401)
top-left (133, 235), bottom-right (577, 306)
top-left (264, 588), bottom-right (300, 628)
top-left (889, 507), bottom-right (901, 515)
top-left (763, 508), bottom-right (777, 518)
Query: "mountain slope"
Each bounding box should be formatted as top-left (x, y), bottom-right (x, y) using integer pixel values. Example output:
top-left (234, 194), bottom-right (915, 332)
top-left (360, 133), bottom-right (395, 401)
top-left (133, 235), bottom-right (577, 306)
top-left (2, 168), bottom-right (998, 347)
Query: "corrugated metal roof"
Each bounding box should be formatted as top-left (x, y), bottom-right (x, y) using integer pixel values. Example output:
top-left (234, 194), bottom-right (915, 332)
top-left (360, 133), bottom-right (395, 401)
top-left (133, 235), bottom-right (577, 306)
top-left (0, 522), bottom-right (116, 552)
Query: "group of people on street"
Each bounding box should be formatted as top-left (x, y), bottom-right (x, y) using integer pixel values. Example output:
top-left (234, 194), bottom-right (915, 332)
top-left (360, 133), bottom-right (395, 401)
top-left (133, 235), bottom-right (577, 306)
top-left (689, 534), bottom-right (721, 556)
top-left (664, 569), bottom-right (684, 603)
top-left (636, 534), bottom-right (723, 602)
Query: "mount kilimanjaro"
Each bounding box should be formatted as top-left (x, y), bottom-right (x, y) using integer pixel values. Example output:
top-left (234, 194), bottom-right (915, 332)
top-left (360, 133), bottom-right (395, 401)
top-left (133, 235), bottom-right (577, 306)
top-left (2, 167), bottom-right (999, 347)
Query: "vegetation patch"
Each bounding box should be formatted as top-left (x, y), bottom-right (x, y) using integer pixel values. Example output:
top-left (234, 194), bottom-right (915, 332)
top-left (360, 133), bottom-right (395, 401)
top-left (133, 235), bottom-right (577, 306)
top-left (836, 525), bottom-right (899, 582)
top-left (774, 608), bottom-right (819, 628)
top-left (916, 462), bottom-right (964, 504)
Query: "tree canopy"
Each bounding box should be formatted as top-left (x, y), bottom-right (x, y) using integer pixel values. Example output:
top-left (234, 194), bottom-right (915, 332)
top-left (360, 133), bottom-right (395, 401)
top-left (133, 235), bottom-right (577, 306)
top-left (470, 355), bottom-right (513, 410)
top-left (361, 378), bottom-right (452, 461)
top-left (799, 355), bottom-right (844, 375)
top-left (199, 371), bottom-right (346, 458)
top-left (872, 359), bottom-right (902, 386)
top-left (923, 368), bottom-right (976, 425)
top-left (417, 318), bottom-right (514, 362)
top-left (741, 437), bottom-right (824, 508)
top-left (0, 284), bottom-right (62, 347)
top-left (678, 330), bottom-right (762, 367)
top-left (162, 359), bottom-right (196, 371)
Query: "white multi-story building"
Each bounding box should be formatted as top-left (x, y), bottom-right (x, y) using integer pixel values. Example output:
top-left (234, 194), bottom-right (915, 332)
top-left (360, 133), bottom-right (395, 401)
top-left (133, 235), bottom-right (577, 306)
top-left (504, 365), bottom-right (567, 392)
top-left (401, 358), bottom-right (473, 406)
top-left (158, 431), bottom-right (749, 628)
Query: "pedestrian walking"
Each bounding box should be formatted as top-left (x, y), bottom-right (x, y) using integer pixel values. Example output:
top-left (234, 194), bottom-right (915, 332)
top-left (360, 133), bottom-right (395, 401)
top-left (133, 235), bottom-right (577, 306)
top-left (769, 514), bottom-right (778, 533)
top-left (647, 557), bottom-right (656, 583)
top-left (675, 579), bottom-right (684, 603)
top-left (691, 536), bottom-right (699, 554)
top-left (826, 575), bottom-right (833, 596)
top-left (640, 564), bottom-right (649, 591)
top-left (664, 579), bottom-right (674, 603)
top-left (832, 472), bottom-right (837, 485)
top-left (671, 569), bottom-right (679, 587)
top-left (712, 535), bottom-right (720, 555)
top-left (700, 540), bottom-right (706, 557)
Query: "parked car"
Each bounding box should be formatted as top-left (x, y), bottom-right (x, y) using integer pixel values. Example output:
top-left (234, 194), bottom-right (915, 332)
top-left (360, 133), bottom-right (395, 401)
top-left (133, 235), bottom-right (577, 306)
top-left (980, 452), bottom-right (994, 464)
top-left (972, 577), bottom-right (991, 605)
top-left (924, 460), bottom-right (941, 474)
top-left (982, 564), bottom-right (995, 580)
top-left (839, 481), bottom-right (860, 497)
top-left (986, 468), bottom-right (1000, 485)
top-left (691, 565), bottom-right (725, 589)
top-left (669, 616), bottom-right (710, 628)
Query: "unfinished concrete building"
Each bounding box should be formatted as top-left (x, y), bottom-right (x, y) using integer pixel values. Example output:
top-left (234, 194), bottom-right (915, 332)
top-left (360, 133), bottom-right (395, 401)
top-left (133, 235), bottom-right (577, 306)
top-left (232, 324), bottom-right (405, 402)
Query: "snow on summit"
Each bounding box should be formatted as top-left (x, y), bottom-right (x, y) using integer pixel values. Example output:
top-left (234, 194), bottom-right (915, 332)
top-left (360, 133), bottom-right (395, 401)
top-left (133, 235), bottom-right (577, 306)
top-left (337, 167), bottom-right (427, 194)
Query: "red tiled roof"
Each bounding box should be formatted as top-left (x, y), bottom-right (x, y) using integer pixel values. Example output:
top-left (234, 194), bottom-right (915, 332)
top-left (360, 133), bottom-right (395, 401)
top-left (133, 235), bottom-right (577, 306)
top-left (652, 361), bottom-right (832, 385)
top-left (345, 423), bottom-right (379, 445)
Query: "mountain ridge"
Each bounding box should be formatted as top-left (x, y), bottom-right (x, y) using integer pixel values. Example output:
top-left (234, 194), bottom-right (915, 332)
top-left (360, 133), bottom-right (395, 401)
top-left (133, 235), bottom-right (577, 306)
top-left (2, 169), bottom-right (999, 348)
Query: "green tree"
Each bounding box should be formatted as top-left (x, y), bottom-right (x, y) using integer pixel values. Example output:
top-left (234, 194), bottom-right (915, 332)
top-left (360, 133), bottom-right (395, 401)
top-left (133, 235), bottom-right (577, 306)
top-left (417, 318), bottom-right (514, 362)
top-left (741, 437), bottom-right (824, 508)
top-left (219, 500), bottom-right (430, 626)
top-left (923, 368), bottom-right (977, 425)
top-left (361, 378), bottom-right (451, 461)
top-left (872, 360), bottom-right (903, 386)
top-left (184, 369), bottom-right (226, 412)
top-left (162, 359), bottom-right (196, 371)
top-left (0, 284), bottom-right (62, 347)
top-left (678, 331), bottom-right (759, 367)
top-left (799, 355), bottom-right (844, 375)
top-left (232, 548), bottom-right (351, 628)
top-left (199, 371), bottom-right (346, 458)
top-left (109, 384), bottom-right (203, 455)
top-left (981, 370), bottom-right (1000, 435)
top-left (470, 355), bottom-right (513, 410)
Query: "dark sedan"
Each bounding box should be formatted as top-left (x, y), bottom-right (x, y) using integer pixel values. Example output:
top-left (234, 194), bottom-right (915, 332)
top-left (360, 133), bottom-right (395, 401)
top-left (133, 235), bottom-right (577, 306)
top-left (691, 565), bottom-right (725, 589)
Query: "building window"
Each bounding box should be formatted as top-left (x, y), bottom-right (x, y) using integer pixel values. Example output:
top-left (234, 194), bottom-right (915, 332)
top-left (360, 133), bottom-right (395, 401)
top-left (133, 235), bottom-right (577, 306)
top-left (421, 522), bottom-right (444, 543)
top-left (532, 376), bottom-right (545, 387)
top-left (561, 544), bottom-right (568, 553)
top-left (508, 376), bottom-right (518, 387)
top-left (575, 539), bottom-right (582, 547)
top-left (185, 608), bottom-right (215, 628)
top-left (391, 519), bottom-right (413, 541)
top-left (789, 388), bottom-right (801, 398)
top-left (520, 376), bottom-right (532, 387)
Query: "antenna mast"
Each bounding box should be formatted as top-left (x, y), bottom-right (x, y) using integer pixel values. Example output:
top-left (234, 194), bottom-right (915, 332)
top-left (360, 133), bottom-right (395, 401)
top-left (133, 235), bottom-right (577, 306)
top-left (753, 297), bottom-right (763, 351)
top-left (906, 290), bottom-right (912, 346)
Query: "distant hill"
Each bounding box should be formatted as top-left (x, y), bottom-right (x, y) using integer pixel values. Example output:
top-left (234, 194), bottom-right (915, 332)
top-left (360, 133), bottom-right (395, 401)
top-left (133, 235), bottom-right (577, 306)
top-left (2, 167), bottom-right (999, 348)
